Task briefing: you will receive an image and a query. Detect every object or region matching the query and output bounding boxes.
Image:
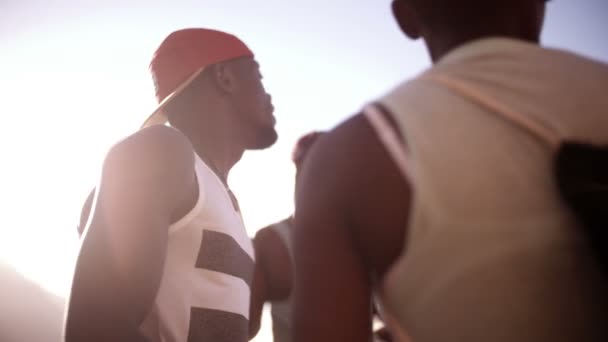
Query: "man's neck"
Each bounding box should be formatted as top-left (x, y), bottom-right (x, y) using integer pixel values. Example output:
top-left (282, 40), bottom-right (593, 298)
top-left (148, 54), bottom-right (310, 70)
top-left (196, 138), bottom-right (243, 185)
top-left (425, 31), bottom-right (539, 63)
top-left (180, 125), bottom-right (244, 185)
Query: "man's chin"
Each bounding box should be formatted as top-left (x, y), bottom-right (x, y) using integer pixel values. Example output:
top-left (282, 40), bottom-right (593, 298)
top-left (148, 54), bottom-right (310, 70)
top-left (246, 127), bottom-right (278, 150)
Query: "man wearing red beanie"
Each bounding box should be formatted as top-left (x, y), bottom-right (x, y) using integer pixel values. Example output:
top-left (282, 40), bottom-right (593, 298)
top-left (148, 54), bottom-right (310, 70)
top-left (65, 28), bottom-right (277, 342)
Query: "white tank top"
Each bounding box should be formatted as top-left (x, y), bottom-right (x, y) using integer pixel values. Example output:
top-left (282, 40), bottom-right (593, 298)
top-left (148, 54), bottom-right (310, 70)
top-left (366, 38), bottom-right (608, 342)
top-left (139, 153), bottom-right (255, 342)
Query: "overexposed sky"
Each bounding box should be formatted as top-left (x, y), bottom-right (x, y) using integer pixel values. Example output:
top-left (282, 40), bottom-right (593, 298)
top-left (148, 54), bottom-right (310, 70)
top-left (0, 0), bottom-right (607, 341)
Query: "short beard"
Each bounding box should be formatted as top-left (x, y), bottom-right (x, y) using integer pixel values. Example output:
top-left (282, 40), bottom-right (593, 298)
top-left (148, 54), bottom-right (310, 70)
top-left (249, 127), bottom-right (278, 150)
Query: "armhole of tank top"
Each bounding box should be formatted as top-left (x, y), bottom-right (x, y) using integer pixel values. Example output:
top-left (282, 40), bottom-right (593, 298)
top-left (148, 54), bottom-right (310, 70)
top-left (363, 103), bottom-right (413, 181)
top-left (168, 154), bottom-right (206, 234)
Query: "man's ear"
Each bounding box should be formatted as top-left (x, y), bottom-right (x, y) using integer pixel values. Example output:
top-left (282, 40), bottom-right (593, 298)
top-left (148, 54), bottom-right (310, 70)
top-left (211, 62), bottom-right (236, 94)
top-left (392, 0), bottom-right (422, 39)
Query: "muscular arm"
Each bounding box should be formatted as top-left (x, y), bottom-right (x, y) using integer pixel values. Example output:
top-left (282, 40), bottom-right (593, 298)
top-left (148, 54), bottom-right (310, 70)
top-left (65, 126), bottom-right (196, 342)
top-left (249, 226), bottom-right (292, 339)
top-left (293, 113), bottom-right (410, 342)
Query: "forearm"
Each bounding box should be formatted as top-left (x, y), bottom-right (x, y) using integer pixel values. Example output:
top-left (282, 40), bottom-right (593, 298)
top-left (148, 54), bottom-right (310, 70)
top-left (65, 269), bottom-right (151, 342)
top-left (66, 220), bottom-right (164, 342)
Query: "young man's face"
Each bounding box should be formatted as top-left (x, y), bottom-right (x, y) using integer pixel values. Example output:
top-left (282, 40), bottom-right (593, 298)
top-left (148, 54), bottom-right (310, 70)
top-left (231, 57), bottom-right (278, 150)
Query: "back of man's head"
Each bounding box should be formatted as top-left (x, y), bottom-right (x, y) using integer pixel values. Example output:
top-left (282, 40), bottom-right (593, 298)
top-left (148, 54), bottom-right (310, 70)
top-left (392, 0), bottom-right (548, 56)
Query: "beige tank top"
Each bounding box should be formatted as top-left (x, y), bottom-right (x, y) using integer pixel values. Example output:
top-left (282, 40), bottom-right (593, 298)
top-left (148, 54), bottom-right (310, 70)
top-left (367, 38), bottom-right (608, 342)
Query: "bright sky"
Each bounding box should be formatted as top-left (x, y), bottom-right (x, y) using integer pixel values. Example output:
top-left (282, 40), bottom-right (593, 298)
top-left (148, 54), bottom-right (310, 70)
top-left (0, 0), bottom-right (607, 341)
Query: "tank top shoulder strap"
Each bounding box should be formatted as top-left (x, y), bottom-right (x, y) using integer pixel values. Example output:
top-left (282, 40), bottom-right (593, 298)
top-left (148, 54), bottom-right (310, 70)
top-left (362, 103), bottom-right (413, 181)
top-left (168, 152), bottom-right (207, 234)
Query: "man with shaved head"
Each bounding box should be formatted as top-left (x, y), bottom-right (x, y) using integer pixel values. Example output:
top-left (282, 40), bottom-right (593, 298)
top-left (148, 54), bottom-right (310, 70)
top-left (294, 1), bottom-right (608, 341)
top-left (66, 28), bottom-right (276, 342)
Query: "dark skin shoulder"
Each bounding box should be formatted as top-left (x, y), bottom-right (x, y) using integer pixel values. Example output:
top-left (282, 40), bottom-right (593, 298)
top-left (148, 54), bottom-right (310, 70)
top-left (77, 131), bottom-right (198, 237)
top-left (293, 112), bottom-right (411, 342)
top-left (65, 125), bottom-right (197, 342)
top-left (249, 222), bottom-right (293, 339)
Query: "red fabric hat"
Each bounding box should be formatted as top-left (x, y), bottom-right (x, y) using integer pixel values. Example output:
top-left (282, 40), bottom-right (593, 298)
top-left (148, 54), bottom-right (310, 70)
top-left (142, 28), bottom-right (254, 128)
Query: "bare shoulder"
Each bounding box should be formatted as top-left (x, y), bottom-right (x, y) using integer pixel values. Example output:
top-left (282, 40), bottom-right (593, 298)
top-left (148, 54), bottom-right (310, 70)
top-left (97, 125), bottom-right (197, 225)
top-left (299, 111), bottom-right (410, 278)
top-left (254, 225), bottom-right (282, 247)
top-left (78, 126), bottom-right (196, 235)
top-left (293, 114), bottom-right (390, 341)
top-left (298, 113), bottom-right (389, 205)
top-left (101, 125), bottom-right (196, 191)
top-left (105, 125), bottom-right (194, 170)
top-left (253, 224), bottom-right (289, 263)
